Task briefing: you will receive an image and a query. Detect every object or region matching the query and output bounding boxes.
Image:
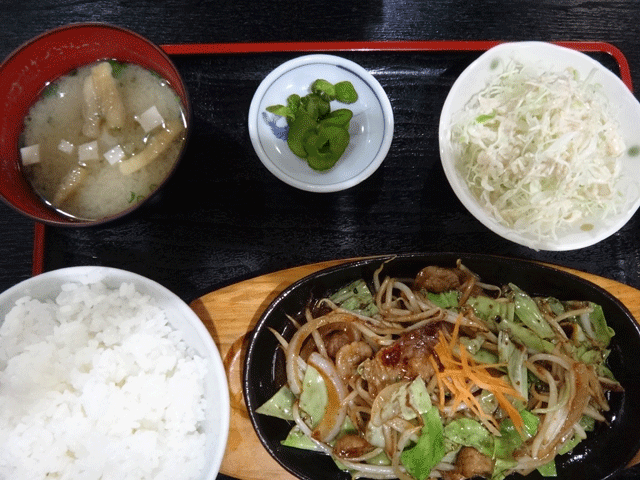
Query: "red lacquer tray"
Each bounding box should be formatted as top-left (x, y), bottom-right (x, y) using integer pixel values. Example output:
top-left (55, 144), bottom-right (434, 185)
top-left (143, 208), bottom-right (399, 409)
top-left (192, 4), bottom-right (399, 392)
top-left (31, 40), bottom-right (634, 278)
top-left (29, 40), bottom-right (638, 480)
top-left (158, 39), bottom-right (633, 91)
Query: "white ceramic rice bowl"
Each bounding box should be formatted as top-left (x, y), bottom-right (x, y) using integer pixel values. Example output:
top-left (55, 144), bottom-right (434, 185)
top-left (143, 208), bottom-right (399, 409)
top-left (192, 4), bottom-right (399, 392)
top-left (439, 41), bottom-right (640, 251)
top-left (0, 266), bottom-right (230, 480)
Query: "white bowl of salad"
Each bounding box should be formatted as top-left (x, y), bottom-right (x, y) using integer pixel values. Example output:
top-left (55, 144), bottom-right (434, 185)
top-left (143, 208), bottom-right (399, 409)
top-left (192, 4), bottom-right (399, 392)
top-left (439, 41), bottom-right (640, 251)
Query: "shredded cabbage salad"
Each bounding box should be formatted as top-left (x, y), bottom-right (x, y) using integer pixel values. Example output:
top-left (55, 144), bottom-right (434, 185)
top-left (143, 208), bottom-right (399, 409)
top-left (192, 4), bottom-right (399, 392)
top-left (450, 60), bottom-right (625, 242)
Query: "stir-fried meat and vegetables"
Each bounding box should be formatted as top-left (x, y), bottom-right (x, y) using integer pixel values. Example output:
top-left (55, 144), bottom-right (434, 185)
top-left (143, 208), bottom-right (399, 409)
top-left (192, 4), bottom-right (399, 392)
top-left (257, 261), bottom-right (621, 480)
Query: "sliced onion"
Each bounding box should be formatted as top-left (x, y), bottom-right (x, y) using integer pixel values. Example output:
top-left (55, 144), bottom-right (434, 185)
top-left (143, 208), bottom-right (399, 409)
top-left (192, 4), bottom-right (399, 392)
top-left (307, 352), bottom-right (348, 443)
top-left (285, 312), bottom-right (358, 395)
top-left (537, 362), bottom-right (592, 460)
top-left (369, 382), bottom-right (409, 428)
top-left (334, 458), bottom-right (396, 477)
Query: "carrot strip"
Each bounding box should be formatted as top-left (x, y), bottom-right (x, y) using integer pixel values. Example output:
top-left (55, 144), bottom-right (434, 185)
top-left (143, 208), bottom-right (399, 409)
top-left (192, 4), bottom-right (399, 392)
top-left (431, 330), bottom-right (524, 433)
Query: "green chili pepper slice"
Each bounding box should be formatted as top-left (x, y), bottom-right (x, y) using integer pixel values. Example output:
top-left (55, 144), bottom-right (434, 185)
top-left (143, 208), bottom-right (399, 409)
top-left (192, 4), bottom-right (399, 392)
top-left (334, 81), bottom-right (358, 103)
top-left (266, 104), bottom-right (290, 117)
top-left (299, 93), bottom-right (330, 119)
top-left (304, 126), bottom-right (350, 171)
top-left (311, 79), bottom-right (336, 102)
top-left (320, 109), bottom-right (353, 128)
top-left (287, 111), bottom-right (317, 158)
top-left (266, 94), bottom-right (302, 123)
top-left (266, 79), bottom-right (358, 171)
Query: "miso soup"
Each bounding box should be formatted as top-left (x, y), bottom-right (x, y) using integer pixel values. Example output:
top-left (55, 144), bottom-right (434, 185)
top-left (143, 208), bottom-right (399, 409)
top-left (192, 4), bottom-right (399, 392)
top-left (20, 60), bottom-right (187, 221)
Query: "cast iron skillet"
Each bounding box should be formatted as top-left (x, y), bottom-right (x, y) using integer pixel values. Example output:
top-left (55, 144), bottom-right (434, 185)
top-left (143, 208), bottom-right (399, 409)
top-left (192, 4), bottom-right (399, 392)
top-left (243, 253), bottom-right (640, 480)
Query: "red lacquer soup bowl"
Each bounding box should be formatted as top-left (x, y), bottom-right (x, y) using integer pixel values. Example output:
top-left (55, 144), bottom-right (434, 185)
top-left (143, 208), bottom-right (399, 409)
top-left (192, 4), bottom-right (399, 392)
top-left (0, 23), bottom-right (190, 226)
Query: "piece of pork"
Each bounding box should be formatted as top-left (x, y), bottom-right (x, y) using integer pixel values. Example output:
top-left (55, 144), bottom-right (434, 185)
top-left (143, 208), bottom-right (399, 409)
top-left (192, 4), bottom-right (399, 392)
top-left (359, 321), bottom-right (450, 396)
top-left (443, 447), bottom-right (494, 480)
top-left (332, 434), bottom-right (375, 459)
top-left (415, 266), bottom-right (464, 293)
top-left (414, 265), bottom-right (484, 304)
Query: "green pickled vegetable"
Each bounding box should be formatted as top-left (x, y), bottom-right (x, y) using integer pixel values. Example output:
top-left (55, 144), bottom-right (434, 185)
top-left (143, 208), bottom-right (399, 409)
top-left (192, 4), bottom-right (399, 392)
top-left (300, 93), bottom-right (330, 118)
top-left (304, 126), bottom-right (350, 171)
top-left (266, 79), bottom-right (358, 171)
top-left (320, 109), bottom-right (353, 128)
top-left (286, 111), bottom-right (318, 158)
top-left (334, 81), bottom-right (358, 103)
top-left (311, 79), bottom-right (336, 101)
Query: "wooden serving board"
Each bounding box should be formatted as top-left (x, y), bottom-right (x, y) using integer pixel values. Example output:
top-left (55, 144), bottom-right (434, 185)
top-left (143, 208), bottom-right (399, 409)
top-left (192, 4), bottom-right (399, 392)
top-left (189, 258), bottom-right (640, 480)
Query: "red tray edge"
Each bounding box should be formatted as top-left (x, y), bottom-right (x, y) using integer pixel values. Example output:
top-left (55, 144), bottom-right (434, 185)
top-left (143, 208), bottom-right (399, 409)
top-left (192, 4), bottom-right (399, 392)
top-left (159, 40), bottom-right (633, 91)
top-left (30, 39), bottom-right (634, 277)
top-left (33, 222), bottom-right (45, 276)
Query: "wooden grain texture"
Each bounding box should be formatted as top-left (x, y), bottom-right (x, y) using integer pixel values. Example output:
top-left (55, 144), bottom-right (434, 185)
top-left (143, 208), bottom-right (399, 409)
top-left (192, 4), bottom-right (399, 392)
top-left (189, 258), bottom-right (640, 480)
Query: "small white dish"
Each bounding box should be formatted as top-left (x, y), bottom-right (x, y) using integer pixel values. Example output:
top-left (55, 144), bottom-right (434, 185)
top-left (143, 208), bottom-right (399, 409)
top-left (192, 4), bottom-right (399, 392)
top-left (0, 266), bottom-right (230, 480)
top-left (248, 54), bottom-right (394, 192)
top-left (439, 41), bottom-right (640, 251)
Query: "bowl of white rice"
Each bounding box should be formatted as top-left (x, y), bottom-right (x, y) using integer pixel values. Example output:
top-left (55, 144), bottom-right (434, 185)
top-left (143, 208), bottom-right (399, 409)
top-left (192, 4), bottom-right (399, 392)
top-left (0, 266), bottom-right (229, 480)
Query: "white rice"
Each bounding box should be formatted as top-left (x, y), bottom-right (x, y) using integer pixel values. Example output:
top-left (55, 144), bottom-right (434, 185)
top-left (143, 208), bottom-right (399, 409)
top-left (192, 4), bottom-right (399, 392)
top-left (0, 281), bottom-right (208, 480)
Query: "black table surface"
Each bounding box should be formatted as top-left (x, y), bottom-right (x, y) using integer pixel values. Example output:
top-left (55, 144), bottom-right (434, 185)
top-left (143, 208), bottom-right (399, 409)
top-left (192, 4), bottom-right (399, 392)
top-left (2, 1), bottom-right (640, 479)
top-left (4, 0), bottom-right (640, 302)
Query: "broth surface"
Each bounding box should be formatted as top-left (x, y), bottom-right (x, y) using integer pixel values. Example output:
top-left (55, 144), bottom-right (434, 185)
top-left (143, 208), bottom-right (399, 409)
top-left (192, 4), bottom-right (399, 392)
top-left (21, 61), bottom-right (187, 220)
